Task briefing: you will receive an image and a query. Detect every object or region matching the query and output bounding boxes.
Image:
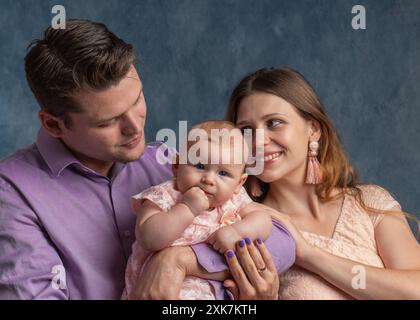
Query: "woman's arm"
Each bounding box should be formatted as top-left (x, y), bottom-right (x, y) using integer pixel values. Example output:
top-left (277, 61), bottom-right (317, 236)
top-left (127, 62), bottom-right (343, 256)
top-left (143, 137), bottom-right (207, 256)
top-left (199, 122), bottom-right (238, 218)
top-left (134, 199), bottom-right (195, 251)
top-left (275, 210), bottom-right (420, 299)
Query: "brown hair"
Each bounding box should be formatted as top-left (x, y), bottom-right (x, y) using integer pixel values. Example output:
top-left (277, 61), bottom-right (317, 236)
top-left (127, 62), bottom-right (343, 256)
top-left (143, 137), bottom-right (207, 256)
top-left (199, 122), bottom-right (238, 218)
top-left (25, 19), bottom-right (135, 127)
top-left (225, 67), bottom-right (419, 236)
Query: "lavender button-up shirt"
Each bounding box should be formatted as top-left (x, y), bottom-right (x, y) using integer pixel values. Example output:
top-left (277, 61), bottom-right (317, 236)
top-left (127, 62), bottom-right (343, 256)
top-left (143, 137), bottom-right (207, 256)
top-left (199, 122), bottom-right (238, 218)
top-left (0, 128), bottom-right (295, 299)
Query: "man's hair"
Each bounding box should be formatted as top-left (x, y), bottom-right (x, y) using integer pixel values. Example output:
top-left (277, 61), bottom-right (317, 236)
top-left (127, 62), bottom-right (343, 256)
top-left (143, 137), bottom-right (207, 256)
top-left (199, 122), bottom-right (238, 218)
top-left (25, 19), bottom-right (135, 127)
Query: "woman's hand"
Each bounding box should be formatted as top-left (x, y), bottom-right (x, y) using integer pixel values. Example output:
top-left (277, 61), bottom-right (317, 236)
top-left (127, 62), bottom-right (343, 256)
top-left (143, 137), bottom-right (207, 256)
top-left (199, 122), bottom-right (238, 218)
top-left (223, 238), bottom-right (279, 300)
top-left (269, 211), bottom-right (313, 267)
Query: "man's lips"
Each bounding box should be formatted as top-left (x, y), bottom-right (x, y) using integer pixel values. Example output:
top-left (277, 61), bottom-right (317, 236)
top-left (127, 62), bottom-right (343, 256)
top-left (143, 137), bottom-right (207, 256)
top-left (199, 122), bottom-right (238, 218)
top-left (121, 132), bottom-right (142, 148)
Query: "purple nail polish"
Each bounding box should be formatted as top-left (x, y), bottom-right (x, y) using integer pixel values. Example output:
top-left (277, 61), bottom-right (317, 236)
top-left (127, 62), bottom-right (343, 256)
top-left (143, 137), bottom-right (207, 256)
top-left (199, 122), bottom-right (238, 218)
top-left (239, 240), bottom-right (245, 248)
top-left (257, 238), bottom-right (263, 245)
top-left (227, 250), bottom-right (233, 258)
top-left (245, 237), bottom-right (252, 245)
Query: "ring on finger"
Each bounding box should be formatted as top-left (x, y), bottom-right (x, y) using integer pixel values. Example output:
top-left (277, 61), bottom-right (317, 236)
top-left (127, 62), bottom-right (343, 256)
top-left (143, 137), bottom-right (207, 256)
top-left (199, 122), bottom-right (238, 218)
top-left (258, 265), bottom-right (267, 273)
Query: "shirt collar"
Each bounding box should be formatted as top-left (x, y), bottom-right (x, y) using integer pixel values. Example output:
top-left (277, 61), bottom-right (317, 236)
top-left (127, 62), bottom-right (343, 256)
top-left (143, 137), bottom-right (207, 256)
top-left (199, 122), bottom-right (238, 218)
top-left (36, 128), bottom-right (127, 179)
top-left (36, 128), bottom-right (80, 177)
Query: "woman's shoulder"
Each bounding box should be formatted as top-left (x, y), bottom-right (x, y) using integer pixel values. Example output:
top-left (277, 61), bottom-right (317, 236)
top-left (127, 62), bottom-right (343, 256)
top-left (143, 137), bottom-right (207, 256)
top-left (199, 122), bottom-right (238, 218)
top-left (356, 184), bottom-right (401, 210)
top-left (353, 184), bottom-right (402, 227)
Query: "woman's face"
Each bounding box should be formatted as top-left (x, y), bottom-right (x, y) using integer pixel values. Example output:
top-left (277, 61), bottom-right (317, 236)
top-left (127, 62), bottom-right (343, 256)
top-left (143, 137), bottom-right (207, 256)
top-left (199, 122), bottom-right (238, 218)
top-left (236, 92), bottom-right (315, 184)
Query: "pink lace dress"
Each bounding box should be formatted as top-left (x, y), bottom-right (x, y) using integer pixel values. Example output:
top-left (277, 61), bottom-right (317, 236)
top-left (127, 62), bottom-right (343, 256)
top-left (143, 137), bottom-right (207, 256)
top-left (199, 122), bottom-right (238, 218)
top-left (122, 180), bottom-right (252, 300)
top-left (278, 185), bottom-right (401, 299)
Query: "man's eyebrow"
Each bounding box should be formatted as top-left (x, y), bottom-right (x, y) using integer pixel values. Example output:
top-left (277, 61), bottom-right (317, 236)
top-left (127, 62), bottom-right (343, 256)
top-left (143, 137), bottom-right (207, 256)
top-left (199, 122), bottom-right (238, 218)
top-left (95, 86), bottom-right (143, 124)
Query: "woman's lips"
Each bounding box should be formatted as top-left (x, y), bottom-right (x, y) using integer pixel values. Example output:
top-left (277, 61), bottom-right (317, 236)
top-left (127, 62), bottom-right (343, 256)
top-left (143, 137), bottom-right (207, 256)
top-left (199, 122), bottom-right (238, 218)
top-left (263, 151), bottom-right (284, 165)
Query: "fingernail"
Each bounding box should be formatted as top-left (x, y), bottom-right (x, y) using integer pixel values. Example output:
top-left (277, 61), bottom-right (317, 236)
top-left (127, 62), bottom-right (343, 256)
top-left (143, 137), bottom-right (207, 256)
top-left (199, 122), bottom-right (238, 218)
top-left (239, 240), bottom-right (245, 248)
top-left (245, 237), bottom-right (252, 245)
top-left (227, 250), bottom-right (233, 258)
top-left (256, 238), bottom-right (263, 245)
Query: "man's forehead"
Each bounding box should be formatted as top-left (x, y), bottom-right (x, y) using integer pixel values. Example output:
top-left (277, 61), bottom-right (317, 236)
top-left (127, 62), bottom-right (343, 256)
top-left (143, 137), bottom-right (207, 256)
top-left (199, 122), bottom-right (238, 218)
top-left (72, 68), bottom-right (142, 121)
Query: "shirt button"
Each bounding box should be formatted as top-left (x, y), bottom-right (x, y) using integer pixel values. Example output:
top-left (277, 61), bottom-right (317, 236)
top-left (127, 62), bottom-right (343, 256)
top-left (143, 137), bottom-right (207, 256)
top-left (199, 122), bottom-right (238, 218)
top-left (123, 230), bottom-right (131, 238)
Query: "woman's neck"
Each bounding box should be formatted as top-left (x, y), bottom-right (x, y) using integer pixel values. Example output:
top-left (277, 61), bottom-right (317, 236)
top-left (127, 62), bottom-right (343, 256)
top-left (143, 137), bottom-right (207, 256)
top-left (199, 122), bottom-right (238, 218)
top-left (264, 178), bottom-right (323, 220)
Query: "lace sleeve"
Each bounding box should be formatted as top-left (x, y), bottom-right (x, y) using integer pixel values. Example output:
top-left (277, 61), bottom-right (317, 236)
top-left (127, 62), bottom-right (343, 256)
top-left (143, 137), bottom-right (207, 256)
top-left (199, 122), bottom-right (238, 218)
top-left (131, 181), bottom-right (176, 211)
top-left (358, 184), bottom-right (402, 226)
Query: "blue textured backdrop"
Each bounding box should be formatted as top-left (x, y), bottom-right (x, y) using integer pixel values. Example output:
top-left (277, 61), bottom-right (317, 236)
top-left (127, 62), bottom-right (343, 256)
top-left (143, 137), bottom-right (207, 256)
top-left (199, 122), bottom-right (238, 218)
top-left (0, 0), bottom-right (419, 222)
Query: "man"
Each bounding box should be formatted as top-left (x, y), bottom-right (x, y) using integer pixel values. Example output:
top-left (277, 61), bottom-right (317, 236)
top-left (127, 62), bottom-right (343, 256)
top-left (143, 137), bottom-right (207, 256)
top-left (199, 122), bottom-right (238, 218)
top-left (0, 19), bottom-right (295, 299)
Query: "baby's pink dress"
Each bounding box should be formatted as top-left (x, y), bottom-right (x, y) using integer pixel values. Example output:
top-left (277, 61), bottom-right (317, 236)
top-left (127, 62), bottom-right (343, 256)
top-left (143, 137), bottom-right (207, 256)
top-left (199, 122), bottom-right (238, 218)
top-left (122, 180), bottom-right (252, 300)
top-left (278, 185), bottom-right (402, 299)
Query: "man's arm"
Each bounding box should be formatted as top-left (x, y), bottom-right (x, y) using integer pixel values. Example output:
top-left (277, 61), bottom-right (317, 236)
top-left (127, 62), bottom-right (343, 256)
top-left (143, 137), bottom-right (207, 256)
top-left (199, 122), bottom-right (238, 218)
top-left (0, 177), bottom-right (68, 299)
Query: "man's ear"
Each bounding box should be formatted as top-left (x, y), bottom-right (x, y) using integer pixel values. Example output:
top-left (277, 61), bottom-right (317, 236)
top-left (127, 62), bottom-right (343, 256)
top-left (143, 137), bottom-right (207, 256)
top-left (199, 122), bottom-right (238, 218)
top-left (234, 173), bottom-right (248, 194)
top-left (38, 110), bottom-right (66, 138)
top-left (308, 119), bottom-right (321, 141)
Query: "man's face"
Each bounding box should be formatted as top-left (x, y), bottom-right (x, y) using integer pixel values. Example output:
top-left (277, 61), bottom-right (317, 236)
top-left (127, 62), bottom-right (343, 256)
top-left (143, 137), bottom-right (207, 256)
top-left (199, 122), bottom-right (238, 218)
top-left (59, 66), bottom-right (146, 172)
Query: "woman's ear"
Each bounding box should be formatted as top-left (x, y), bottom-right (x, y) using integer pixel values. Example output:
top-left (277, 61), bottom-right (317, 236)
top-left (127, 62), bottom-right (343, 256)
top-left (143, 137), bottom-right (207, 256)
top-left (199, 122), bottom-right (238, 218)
top-left (308, 119), bottom-right (321, 141)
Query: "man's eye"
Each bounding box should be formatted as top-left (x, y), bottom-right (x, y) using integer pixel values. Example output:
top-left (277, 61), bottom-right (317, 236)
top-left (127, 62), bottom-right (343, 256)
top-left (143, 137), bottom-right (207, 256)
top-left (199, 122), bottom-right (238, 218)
top-left (195, 163), bottom-right (205, 170)
top-left (218, 170), bottom-right (229, 177)
top-left (97, 119), bottom-right (116, 128)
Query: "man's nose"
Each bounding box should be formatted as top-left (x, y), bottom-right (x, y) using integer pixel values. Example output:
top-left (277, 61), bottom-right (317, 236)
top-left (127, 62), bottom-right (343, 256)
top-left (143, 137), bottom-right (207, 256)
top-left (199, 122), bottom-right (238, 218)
top-left (121, 111), bottom-right (142, 136)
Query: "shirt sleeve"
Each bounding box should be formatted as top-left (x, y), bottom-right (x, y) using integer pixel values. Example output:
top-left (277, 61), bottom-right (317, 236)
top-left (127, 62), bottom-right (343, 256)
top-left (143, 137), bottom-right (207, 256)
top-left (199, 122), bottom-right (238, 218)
top-left (0, 177), bottom-right (69, 299)
top-left (191, 219), bottom-right (296, 299)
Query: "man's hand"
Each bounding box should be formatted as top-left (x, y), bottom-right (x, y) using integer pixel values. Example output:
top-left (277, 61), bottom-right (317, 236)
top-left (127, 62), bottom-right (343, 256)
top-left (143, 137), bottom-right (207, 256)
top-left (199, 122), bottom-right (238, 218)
top-left (130, 246), bottom-right (191, 299)
top-left (207, 225), bottom-right (242, 254)
top-left (181, 187), bottom-right (210, 216)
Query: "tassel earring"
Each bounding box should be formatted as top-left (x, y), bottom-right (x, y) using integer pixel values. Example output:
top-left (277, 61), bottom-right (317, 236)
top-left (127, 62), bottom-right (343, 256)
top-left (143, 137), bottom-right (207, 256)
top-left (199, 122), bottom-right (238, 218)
top-left (305, 140), bottom-right (323, 184)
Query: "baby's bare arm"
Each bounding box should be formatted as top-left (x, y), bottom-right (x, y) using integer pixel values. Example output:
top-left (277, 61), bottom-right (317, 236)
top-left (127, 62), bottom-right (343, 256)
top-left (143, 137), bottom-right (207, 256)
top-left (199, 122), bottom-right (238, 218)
top-left (208, 202), bottom-right (273, 253)
top-left (134, 199), bottom-right (195, 252)
top-left (232, 202), bottom-right (273, 241)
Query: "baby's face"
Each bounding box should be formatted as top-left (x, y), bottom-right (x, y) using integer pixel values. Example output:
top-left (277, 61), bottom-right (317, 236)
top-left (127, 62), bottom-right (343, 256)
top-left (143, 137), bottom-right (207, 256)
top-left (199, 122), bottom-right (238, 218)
top-left (175, 139), bottom-right (247, 207)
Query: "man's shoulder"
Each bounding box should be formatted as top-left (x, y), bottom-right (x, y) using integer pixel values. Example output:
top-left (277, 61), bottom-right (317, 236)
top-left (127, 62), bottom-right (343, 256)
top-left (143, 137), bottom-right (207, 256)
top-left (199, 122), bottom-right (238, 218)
top-left (0, 144), bottom-right (43, 179)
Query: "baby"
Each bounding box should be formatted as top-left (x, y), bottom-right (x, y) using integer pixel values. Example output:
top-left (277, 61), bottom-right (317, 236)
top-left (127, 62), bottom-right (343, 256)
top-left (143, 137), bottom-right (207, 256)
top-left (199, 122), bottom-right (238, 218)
top-left (123, 120), bottom-right (273, 300)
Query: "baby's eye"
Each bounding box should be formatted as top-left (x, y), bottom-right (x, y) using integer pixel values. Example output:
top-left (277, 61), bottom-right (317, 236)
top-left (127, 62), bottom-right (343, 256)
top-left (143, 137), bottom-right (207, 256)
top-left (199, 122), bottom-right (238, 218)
top-left (195, 163), bottom-right (205, 170)
top-left (267, 119), bottom-right (282, 128)
top-left (218, 170), bottom-right (229, 177)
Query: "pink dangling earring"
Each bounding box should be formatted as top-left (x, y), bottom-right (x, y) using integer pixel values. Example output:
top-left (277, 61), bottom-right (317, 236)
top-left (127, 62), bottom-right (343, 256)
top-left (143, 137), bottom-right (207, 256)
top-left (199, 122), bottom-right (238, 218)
top-left (305, 140), bottom-right (323, 184)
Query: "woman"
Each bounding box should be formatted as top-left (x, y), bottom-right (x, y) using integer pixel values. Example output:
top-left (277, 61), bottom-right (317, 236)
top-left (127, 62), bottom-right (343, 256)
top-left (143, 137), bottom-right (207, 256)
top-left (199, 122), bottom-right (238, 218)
top-left (222, 67), bottom-right (420, 299)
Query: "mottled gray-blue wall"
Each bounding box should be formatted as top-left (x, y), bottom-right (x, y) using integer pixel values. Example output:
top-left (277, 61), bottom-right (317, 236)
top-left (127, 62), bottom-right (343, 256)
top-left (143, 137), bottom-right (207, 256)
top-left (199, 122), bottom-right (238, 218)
top-left (1, 0), bottom-right (419, 222)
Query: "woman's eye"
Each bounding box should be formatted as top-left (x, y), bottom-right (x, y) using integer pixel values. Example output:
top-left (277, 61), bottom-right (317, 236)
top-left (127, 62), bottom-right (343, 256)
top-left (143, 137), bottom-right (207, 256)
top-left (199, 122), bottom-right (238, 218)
top-left (267, 119), bottom-right (282, 128)
top-left (218, 170), bottom-right (229, 177)
top-left (195, 163), bottom-right (205, 170)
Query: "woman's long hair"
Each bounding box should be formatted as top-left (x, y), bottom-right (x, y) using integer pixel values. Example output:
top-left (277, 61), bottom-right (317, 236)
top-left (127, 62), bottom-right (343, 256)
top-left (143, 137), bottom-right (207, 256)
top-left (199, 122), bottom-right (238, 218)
top-left (225, 67), bottom-right (418, 236)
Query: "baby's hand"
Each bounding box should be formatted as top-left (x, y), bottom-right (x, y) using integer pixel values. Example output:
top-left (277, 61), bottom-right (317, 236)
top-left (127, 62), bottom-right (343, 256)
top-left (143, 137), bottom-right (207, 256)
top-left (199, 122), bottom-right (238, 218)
top-left (181, 187), bottom-right (210, 216)
top-left (207, 225), bottom-right (242, 254)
